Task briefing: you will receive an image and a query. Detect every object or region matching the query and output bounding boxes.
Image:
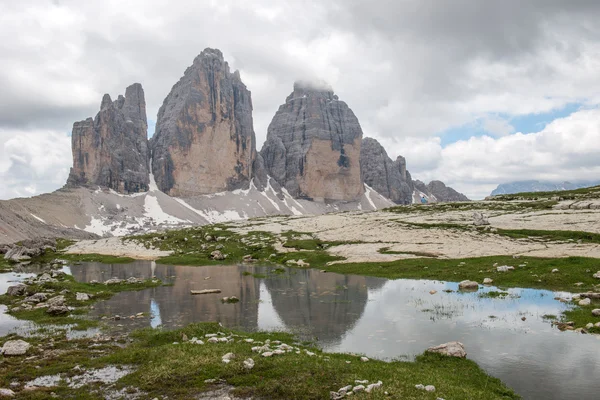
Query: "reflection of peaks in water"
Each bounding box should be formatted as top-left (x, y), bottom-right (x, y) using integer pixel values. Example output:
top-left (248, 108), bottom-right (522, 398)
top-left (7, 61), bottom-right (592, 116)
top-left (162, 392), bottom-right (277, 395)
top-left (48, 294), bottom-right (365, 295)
top-left (61, 261), bottom-right (600, 400)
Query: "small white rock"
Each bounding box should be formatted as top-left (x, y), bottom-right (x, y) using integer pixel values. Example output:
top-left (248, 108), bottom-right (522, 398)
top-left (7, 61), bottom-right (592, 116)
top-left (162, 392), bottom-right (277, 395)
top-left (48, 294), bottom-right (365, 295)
top-left (425, 385), bottom-right (436, 392)
top-left (483, 278), bottom-right (493, 285)
top-left (415, 384), bottom-right (425, 390)
top-left (360, 357), bottom-right (369, 362)
top-left (243, 358), bottom-right (255, 370)
top-left (352, 385), bottom-right (365, 393)
top-left (0, 388), bottom-right (15, 397)
top-left (579, 298), bottom-right (592, 306)
top-left (551, 269), bottom-right (559, 273)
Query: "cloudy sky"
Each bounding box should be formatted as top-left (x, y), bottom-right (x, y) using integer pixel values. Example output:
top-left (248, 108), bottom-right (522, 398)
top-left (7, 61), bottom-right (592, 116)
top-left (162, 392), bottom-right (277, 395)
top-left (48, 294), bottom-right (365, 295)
top-left (2, 0), bottom-right (600, 200)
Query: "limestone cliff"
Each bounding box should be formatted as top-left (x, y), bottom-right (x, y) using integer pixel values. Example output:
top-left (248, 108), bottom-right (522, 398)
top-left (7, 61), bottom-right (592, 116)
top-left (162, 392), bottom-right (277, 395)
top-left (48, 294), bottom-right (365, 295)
top-left (261, 82), bottom-right (364, 202)
top-left (67, 83), bottom-right (149, 193)
top-left (150, 48), bottom-right (256, 196)
top-left (360, 138), bottom-right (413, 204)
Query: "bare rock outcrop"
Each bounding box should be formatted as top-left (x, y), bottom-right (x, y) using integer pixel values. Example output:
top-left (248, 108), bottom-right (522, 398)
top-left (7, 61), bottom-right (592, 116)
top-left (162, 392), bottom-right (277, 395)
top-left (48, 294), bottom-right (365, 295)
top-left (150, 48), bottom-right (256, 196)
top-left (413, 179), bottom-right (469, 203)
top-left (67, 83), bottom-right (149, 193)
top-left (426, 180), bottom-right (470, 202)
top-left (360, 138), bottom-right (413, 204)
top-left (261, 82), bottom-right (364, 202)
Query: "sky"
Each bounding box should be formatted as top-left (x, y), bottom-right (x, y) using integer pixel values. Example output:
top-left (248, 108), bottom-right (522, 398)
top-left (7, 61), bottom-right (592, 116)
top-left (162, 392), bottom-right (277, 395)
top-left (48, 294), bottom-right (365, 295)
top-left (1, 0), bottom-right (600, 200)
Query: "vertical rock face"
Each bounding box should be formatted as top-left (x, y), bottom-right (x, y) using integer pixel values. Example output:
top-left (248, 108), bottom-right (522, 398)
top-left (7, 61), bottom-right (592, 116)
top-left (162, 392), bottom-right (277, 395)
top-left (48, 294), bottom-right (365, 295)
top-left (360, 138), bottom-right (413, 204)
top-left (67, 83), bottom-right (149, 193)
top-left (261, 82), bottom-right (364, 202)
top-left (150, 48), bottom-right (256, 197)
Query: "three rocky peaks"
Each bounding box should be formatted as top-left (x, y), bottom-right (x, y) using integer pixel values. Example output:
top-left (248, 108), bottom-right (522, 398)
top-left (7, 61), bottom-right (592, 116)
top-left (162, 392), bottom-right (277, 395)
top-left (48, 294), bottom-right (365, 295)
top-left (68, 48), bottom-right (468, 204)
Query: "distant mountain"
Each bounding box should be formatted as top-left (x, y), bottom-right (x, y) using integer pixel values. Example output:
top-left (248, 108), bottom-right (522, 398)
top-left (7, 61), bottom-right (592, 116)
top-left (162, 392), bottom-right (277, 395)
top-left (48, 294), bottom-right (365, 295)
top-left (491, 180), bottom-right (600, 196)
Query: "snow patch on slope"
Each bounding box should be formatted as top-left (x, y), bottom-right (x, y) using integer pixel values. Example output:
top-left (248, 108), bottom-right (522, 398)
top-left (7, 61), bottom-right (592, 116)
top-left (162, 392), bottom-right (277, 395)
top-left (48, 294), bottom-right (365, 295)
top-left (30, 214), bottom-right (46, 224)
top-left (364, 185), bottom-right (377, 210)
top-left (144, 195), bottom-right (188, 225)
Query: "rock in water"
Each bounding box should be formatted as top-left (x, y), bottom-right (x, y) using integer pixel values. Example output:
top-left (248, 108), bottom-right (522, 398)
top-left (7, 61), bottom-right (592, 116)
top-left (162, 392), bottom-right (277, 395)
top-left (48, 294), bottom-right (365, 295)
top-left (427, 341), bottom-right (467, 358)
top-left (151, 48), bottom-right (257, 196)
top-left (67, 83), bottom-right (149, 193)
top-left (458, 280), bottom-right (479, 290)
top-left (261, 81), bottom-right (364, 202)
top-left (360, 138), bottom-right (413, 205)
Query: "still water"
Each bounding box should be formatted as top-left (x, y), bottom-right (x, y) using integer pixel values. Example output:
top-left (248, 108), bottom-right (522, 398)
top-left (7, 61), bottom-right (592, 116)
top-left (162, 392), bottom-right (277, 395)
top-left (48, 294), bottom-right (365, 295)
top-left (3, 261), bottom-right (600, 399)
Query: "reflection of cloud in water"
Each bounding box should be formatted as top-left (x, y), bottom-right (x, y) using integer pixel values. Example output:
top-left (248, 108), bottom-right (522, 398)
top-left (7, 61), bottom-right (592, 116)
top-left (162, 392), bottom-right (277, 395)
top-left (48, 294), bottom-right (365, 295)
top-left (257, 281), bottom-right (285, 331)
top-left (150, 298), bottom-right (162, 328)
top-left (330, 279), bottom-right (600, 400)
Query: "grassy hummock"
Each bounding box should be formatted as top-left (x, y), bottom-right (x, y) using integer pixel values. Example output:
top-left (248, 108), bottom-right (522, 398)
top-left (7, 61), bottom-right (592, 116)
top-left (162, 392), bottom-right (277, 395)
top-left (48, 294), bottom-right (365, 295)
top-left (0, 272), bottom-right (163, 330)
top-left (0, 322), bottom-right (519, 399)
top-left (321, 256), bottom-right (600, 293)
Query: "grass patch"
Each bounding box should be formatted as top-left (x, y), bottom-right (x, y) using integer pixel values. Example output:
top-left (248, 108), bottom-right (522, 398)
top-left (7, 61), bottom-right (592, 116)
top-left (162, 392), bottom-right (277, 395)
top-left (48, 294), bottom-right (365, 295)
top-left (126, 226), bottom-right (279, 266)
top-left (0, 258), bottom-right (11, 273)
top-left (0, 273), bottom-right (163, 330)
top-left (385, 199), bottom-right (558, 214)
top-left (378, 247), bottom-right (438, 258)
top-left (490, 185), bottom-right (600, 201)
top-left (97, 323), bottom-right (518, 399)
top-left (495, 229), bottom-right (600, 244)
top-left (561, 302), bottom-right (600, 334)
top-left (321, 256), bottom-right (600, 293)
top-left (541, 314), bottom-right (557, 320)
top-left (478, 291), bottom-right (518, 299)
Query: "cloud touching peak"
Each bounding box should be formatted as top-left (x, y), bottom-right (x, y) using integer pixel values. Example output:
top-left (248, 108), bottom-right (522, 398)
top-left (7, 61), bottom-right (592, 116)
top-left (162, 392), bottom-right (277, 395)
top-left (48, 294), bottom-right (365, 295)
top-left (1, 0), bottom-right (599, 200)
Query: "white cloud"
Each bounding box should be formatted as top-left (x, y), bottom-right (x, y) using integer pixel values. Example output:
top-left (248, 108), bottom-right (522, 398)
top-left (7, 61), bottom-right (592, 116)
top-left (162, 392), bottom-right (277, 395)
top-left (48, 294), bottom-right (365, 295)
top-left (0, 128), bottom-right (71, 199)
top-left (414, 108), bottom-right (600, 199)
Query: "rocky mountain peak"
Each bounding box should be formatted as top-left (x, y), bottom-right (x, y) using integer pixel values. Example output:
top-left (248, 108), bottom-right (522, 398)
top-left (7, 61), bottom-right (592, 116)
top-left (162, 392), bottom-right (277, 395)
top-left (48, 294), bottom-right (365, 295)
top-left (360, 138), bottom-right (413, 204)
top-left (67, 83), bottom-right (150, 193)
top-left (150, 49), bottom-right (257, 197)
top-left (261, 82), bottom-right (364, 202)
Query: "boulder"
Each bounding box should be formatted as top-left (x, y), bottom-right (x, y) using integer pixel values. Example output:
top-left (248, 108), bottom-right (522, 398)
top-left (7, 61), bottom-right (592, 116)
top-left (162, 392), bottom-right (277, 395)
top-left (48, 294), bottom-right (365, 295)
top-left (483, 278), bottom-right (493, 285)
top-left (0, 388), bottom-right (15, 397)
top-left (458, 280), bottom-right (478, 290)
top-left (579, 298), bottom-right (592, 306)
top-left (23, 293), bottom-right (48, 304)
top-left (472, 212), bottom-right (490, 226)
top-left (592, 309), bottom-right (600, 317)
top-left (76, 293), bottom-right (91, 301)
top-left (46, 295), bottom-right (66, 307)
top-left (593, 271), bottom-right (600, 279)
top-left (210, 250), bottom-right (225, 260)
top-left (46, 305), bottom-right (70, 316)
top-left (6, 285), bottom-right (27, 296)
top-left (1, 340), bottom-right (31, 356)
top-left (427, 341), bottom-right (467, 358)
